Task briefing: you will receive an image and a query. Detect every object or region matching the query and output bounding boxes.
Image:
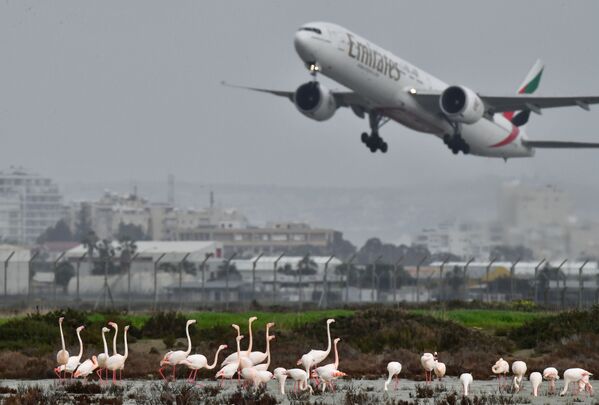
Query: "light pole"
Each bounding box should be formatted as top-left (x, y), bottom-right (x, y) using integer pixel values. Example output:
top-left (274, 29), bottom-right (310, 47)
top-left (578, 260), bottom-right (589, 309)
top-left (344, 254), bottom-right (356, 304)
top-left (273, 252), bottom-right (285, 306)
top-left (75, 252), bottom-right (87, 303)
top-left (439, 256), bottom-right (450, 302)
top-left (393, 255), bottom-right (405, 306)
top-left (127, 252), bottom-right (140, 312)
top-left (321, 255), bottom-right (335, 309)
top-left (27, 251), bottom-right (40, 305)
top-left (3, 251), bottom-right (15, 297)
top-left (509, 257), bottom-right (521, 301)
top-left (416, 254), bottom-right (429, 303)
top-left (251, 253), bottom-right (264, 304)
top-left (533, 259), bottom-right (546, 304)
top-left (463, 257), bottom-right (474, 301)
top-left (52, 252), bottom-right (66, 306)
top-left (153, 253), bottom-right (167, 310)
top-left (224, 252), bottom-right (237, 311)
top-left (178, 253), bottom-right (191, 310)
top-left (200, 253), bottom-right (213, 306)
top-left (371, 255), bottom-right (383, 303)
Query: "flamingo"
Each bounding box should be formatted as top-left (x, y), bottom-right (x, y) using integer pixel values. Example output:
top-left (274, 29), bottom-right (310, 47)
top-left (460, 373), bottom-right (473, 396)
top-left (96, 326), bottom-right (110, 382)
top-left (54, 325), bottom-right (85, 379)
top-left (216, 334), bottom-right (244, 384)
top-left (158, 319), bottom-right (196, 381)
top-left (313, 337), bottom-right (345, 392)
top-left (273, 367), bottom-right (288, 395)
top-left (180, 344), bottom-right (227, 384)
top-left (384, 361), bottom-right (402, 391)
top-left (529, 371), bottom-right (542, 397)
top-left (492, 358), bottom-right (509, 388)
top-left (105, 324), bottom-right (129, 383)
top-left (248, 322), bottom-right (275, 365)
top-left (55, 317), bottom-right (69, 379)
top-left (222, 316), bottom-right (257, 366)
top-left (420, 352), bottom-right (435, 383)
top-left (74, 356), bottom-right (98, 380)
top-left (433, 352), bottom-right (446, 381)
top-left (560, 368), bottom-right (593, 397)
top-left (297, 318), bottom-right (335, 380)
top-left (252, 333), bottom-right (275, 372)
top-left (543, 367), bottom-right (559, 394)
top-left (511, 360), bottom-right (527, 393)
top-left (286, 368), bottom-right (314, 394)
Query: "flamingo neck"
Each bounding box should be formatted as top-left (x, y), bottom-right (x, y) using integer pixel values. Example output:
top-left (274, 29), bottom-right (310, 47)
top-left (207, 346), bottom-right (225, 369)
top-left (265, 337), bottom-right (272, 368)
top-left (112, 325), bottom-right (118, 355)
top-left (59, 320), bottom-right (66, 351)
top-left (185, 323), bottom-right (193, 355)
top-left (76, 328), bottom-right (83, 359)
top-left (333, 340), bottom-right (339, 369)
top-left (101, 329), bottom-right (108, 356)
top-left (123, 328), bottom-right (128, 360)
top-left (324, 322), bottom-right (332, 355)
top-left (246, 319), bottom-right (254, 355)
top-left (236, 339), bottom-right (242, 361)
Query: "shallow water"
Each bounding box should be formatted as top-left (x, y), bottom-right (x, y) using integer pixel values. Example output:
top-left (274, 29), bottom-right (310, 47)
top-left (0, 377), bottom-right (595, 404)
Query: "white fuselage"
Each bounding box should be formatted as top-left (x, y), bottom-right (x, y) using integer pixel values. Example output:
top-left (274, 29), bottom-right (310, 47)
top-left (294, 22), bottom-right (534, 158)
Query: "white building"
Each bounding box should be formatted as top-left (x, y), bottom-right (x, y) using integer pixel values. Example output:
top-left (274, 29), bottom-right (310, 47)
top-left (0, 167), bottom-right (63, 244)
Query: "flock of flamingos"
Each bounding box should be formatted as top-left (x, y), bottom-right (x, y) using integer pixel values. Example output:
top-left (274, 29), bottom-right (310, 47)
top-left (54, 316), bottom-right (594, 398)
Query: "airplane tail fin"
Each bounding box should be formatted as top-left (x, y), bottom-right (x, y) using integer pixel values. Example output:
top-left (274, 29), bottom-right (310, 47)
top-left (504, 59), bottom-right (544, 126)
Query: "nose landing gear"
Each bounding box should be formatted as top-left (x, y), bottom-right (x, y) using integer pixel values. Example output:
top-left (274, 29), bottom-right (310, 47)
top-left (361, 111), bottom-right (390, 153)
top-left (443, 134), bottom-right (470, 155)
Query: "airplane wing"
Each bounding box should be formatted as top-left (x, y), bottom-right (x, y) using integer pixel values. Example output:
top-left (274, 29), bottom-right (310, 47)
top-left (411, 92), bottom-right (599, 115)
top-left (523, 140), bottom-right (599, 148)
top-left (221, 81), bottom-right (372, 115)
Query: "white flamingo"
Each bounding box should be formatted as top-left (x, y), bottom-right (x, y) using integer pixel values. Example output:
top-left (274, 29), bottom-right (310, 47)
top-left (96, 326), bottom-right (110, 382)
top-left (384, 361), bottom-right (402, 391)
top-left (222, 316), bottom-right (257, 366)
top-left (216, 334), bottom-right (244, 384)
top-left (460, 373), bottom-right (473, 396)
top-left (286, 368), bottom-right (314, 394)
top-left (74, 356), bottom-right (98, 379)
top-left (105, 324), bottom-right (129, 383)
top-left (273, 367), bottom-right (288, 395)
top-left (529, 371), bottom-right (542, 397)
top-left (420, 352), bottom-right (435, 383)
top-left (55, 325), bottom-right (85, 379)
top-left (158, 319), bottom-right (196, 381)
top-left (511, 360), bottom-right (527, 392)
top-left (297, 318), bottom-right (335, 379)
top-left (560, 368), bottom-right (593, 396)
top-left (248, 322), bottom-right (275, 365)
top-left (492, 358), bottom-right (509, 387)
top-left (543, 367), bottom-right (559, 394)
top-left (313, 337), bottom-right (345, 392)
top-left (252, 333), bottom-right (275, 372)
top-left (433, 352), bottom-right (446, 381)
top-left (180, 344), bottom-right (227, 384)
top-left (55, 317), bottom-right (69, 379)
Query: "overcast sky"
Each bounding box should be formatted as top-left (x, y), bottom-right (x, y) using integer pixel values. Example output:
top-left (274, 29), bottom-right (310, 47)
top-left (1, 0), bottom-right (599, 190)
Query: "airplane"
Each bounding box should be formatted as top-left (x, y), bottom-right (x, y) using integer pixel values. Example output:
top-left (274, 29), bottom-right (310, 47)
top-left (224, 22), bottom-right (599, 159)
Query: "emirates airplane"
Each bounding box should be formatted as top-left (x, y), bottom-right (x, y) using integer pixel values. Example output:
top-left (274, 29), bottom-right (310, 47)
top-left (225, 22), bottom-right (599, 158)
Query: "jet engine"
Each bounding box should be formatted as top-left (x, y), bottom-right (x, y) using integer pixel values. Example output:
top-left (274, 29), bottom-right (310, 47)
top-left (439, 85), bottom-right (484, 124)
top-left (294, 81), bottom-right (336, 121)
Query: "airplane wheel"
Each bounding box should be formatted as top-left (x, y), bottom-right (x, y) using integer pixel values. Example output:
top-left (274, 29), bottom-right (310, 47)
top-left (452, 146), bottom-right (459, 154)
top-left (463, 144), bottom-right (470, 154)
top-left (443, 135), bottom-right (450, 145)
top-left (380, 142), bottom-right (388, 153)
top-left (369, 144), bottom-right (377, 153)
top-left (361, 132), bottom-right (369, 144)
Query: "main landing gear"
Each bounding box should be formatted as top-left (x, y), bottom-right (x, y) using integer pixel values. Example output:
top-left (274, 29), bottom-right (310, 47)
top-left (361, 112), bottom-right (389, 153)
top-left (443, 121), bottom-right (470, 155)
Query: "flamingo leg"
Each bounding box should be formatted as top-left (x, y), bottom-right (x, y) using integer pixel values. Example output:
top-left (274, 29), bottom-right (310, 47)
top-left (112, 370), bottom-right (116, 384)
top-left (96, 368), bottom-right (103, 383)
top-left (172, 365), bottom-right (176, 381)
top-left (158, 367), bottom-right (168, 381)
top-left (119, 369), bottom-right (122, 381)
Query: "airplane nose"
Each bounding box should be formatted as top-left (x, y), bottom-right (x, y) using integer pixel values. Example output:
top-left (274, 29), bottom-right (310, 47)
top-left (294, 31), bottom-right (313, 61)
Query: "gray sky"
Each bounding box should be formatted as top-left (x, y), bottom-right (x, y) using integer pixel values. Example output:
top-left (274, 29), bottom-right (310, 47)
top-left (1, 0), bottom-right (599, 189)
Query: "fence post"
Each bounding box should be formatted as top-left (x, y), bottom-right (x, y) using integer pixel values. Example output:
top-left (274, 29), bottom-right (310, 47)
top-left (3, 251), bottom-right (15, 297)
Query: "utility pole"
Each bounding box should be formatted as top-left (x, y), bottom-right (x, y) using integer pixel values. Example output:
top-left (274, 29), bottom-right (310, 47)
top-left (251, 253), bottom-right (264, 304)
top-left (153, 253), bottom-right (167, 310)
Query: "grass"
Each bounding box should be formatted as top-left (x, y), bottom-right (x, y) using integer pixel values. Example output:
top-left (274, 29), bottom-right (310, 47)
top-left (408, 309), bottom-right (549, 332)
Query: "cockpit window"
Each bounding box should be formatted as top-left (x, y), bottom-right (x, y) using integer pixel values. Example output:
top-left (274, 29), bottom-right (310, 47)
top-left (298, 27), bottom-right (322, 35)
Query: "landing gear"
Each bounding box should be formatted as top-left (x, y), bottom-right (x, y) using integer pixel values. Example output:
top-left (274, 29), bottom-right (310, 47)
top-left (361, 112), bottom-right (389, 153)
top-left (442, 120), bottom-right (470, 155)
